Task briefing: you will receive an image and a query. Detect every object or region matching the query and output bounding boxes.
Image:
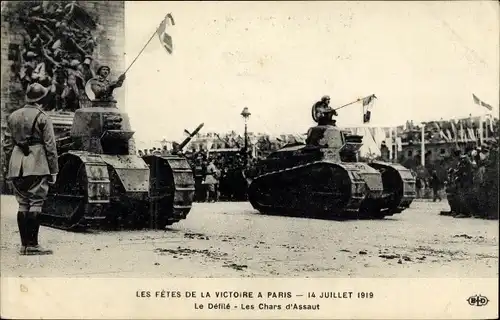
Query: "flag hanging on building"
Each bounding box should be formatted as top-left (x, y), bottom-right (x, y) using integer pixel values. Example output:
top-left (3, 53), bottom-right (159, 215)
top-left (445, 129), bottom-right (453, 141)
top-left (450, 120), bottom-right (457, 140)
top-left (157, 13), bottom-right (175, 54)
top-left (458, 120), bottom-right (466, 141)
top-left (486, 114), bottom-right (494, 134)
top-left (472, 93), bottom-right (493, 111)
top-left (362, 94), bottom-right (377, 123)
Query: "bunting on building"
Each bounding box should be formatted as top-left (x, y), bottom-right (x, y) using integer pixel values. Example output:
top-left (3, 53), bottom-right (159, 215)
top-left (472, 94), bottom-right (493, 111)
top-left (450, 120), bottom-right (458, 140)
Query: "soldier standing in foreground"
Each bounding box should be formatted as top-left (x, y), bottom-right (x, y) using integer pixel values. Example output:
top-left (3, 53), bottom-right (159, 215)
top-left (3, 83), bottom-right (59, 255)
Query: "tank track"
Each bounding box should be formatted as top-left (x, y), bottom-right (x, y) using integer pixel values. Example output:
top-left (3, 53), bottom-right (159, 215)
top-left (248, 160), bottom-right (415, 220)
top-left (143, 155), bottom-right (196, 228)
top-left (368, 161), bottom-right (416, 214)
top-left (40, 152), bottom-right (195, 231)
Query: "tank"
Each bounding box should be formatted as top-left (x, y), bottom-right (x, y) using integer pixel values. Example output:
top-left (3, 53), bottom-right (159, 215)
top-left (39, 100), bottom-right (196, 231)
top-left (248, 123), bottom-right (416, 219)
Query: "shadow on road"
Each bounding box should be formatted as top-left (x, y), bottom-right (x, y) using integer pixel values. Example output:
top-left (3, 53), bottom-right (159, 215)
top-left (252, 210), bottom-right (403, 222)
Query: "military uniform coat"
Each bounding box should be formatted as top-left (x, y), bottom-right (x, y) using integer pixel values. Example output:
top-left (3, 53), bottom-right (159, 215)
top-left (3, 104), bottom-right (59, 178)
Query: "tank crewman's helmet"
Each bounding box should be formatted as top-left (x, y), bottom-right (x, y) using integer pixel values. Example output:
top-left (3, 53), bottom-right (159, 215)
top-left (96, 65), bottom-right (111, 75)
top-left (25, 83), bottom-right (49, 103)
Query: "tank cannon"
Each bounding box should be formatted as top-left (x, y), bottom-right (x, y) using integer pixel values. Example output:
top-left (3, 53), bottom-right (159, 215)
top-left (40, 93), bottom-right (196, 231)
top-left (248, 116), bottom-right (416, 219)
top-left (171, 123), bottom-right (205, 154)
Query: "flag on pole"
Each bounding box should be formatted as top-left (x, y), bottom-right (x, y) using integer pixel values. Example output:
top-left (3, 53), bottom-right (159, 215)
top-left (472, 93), bottom-right (493, 111)
top-left (362, 94), bottom-right (377, 123)
top-left (157, 13), bottom-right (175, 54)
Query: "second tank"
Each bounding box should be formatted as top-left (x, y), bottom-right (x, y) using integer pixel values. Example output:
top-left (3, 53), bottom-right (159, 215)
top-left (248, 121), bottom-right (416, 219)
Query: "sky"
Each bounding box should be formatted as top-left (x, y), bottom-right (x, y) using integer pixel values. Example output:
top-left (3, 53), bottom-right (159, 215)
top-left (121, 1), bottom-right (499, 144)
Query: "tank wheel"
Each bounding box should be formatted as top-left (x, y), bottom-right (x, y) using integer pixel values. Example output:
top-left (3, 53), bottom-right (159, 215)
top-left (41, 161), bottom-right (97, 230)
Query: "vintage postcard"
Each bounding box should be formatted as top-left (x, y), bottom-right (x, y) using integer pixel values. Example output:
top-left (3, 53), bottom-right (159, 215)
top-left (0, 1), bottom-right (498, 319)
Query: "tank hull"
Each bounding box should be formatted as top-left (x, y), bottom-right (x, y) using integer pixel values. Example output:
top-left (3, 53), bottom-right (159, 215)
top-left (248, 160), bottom-right (415, 219)
top-left (40, 151), bottom-right (195, 230)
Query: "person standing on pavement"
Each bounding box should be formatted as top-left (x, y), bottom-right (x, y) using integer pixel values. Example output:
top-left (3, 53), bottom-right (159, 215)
top-left (3, 83), bottom-right (59, 255)
top-left (204, 159), bottom-right (220, 202)
top-left (430, 170), bottom-right (442, 202)
top-left (415, 177), bottom-right (423, 198)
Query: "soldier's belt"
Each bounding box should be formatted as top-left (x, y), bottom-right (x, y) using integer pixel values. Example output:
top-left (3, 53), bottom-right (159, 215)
top-left (15, 140), bottom-right (43, 156)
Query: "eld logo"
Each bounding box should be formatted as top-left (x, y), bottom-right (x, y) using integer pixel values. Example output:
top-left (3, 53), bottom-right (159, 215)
top-left (467, 295), bottom-right (489, 307)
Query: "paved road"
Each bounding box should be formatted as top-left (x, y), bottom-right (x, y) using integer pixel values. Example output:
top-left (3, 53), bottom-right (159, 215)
top-left (1, 196), bottom-right (498, 278)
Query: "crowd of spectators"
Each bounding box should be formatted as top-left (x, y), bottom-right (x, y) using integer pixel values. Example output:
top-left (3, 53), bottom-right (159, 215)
top-left (442, 138), bottom-right (499, 219)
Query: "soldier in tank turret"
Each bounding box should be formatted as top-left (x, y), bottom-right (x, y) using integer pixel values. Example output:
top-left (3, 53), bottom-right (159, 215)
top-left (312, 95), bottom-right (338, 126)
top-left (87, 65), bottom-right (126, 102)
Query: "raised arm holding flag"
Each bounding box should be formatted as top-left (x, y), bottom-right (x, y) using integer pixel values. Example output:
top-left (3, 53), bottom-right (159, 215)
top-left (311, 94), bottom-right (377, 126)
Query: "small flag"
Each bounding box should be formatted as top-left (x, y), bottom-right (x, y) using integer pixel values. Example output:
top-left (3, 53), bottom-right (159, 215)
top-left (157, 13), bottom-right (175, 54)
top-left (480, 101), bottom-right (493, 111)
top-left (362, 94), bottom-right (377, 123)
top-left (472, 93), bottom-right (493, 111)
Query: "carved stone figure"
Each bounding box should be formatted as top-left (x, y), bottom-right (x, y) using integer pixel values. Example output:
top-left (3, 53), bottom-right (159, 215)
top-left (9, 1), bottom-right (102, 112)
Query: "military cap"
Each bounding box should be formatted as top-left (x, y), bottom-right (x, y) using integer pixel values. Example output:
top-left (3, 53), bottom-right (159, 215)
top-left (321, 95), bottom-right (331, 101)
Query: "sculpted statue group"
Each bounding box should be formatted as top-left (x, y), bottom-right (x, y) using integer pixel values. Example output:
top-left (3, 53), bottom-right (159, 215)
top-left (12, 1), bottom-right (125, 111)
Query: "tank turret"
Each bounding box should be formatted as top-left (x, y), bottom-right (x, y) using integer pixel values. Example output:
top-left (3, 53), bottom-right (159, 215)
top-left (248, 112), bottom-right (416, 220)
top-left (69, 100), bottom-right (134, 155)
